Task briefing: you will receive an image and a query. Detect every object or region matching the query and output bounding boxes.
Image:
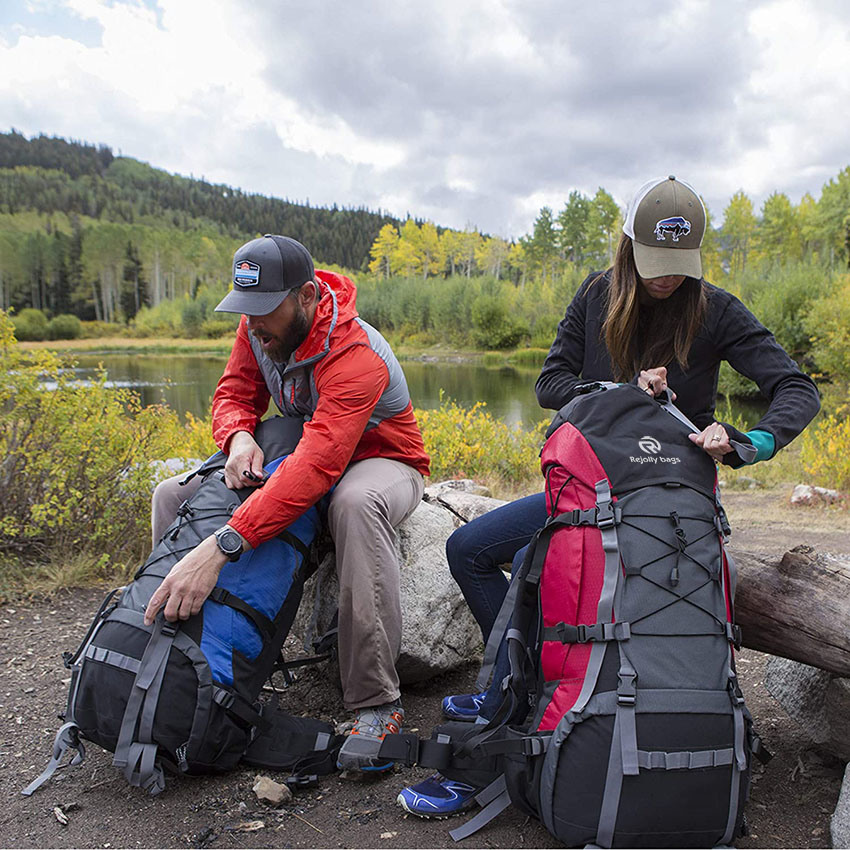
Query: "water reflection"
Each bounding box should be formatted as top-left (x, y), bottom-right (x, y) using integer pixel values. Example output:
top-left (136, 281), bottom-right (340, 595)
top-left (69, 353), bottom-right (767, 429)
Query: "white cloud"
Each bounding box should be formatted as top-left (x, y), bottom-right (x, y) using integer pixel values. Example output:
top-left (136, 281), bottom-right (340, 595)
top-left (0, 0), bottom-right (848, 235)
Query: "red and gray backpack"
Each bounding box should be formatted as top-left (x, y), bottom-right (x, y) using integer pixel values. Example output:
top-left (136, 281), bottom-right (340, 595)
top-left (384, 382), bottom-right (769, 847)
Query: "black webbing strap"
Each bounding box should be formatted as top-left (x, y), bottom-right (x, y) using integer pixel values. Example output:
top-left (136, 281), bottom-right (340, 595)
top-left (212, 687), bottom-right (271, 734)
top-left (208, 587), bottom-right (275, 640)
top-left (278, 529), bottom-right (311, 565)
top-left (472, 735), bottom-right (548, 759)
top-left (285, 733), bottom-right (346, 788)
top-left (547, 505), bottom-right (622, 529)
top-left (542, 620), bottom-right (631, 644)
top-left (376, 732), bottom-right (455, 770)
top-left (377, 732), bottom-right (421, 766)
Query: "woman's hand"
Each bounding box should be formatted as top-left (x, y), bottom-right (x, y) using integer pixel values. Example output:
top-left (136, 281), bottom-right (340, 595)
top-left (689, 422), bottom-right (733, 462)
top-left (637, 367), bottom-right (676, 400)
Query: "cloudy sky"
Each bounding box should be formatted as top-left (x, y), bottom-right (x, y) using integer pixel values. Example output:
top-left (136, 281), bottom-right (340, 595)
top-left (1, 0), bottom-right (849, 238)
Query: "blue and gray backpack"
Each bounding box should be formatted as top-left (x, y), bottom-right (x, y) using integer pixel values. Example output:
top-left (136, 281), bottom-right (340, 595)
top-left (24, 416), bottom-right (341, 797)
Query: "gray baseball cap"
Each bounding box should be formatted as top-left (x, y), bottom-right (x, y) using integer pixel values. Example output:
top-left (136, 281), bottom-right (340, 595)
top-left (215, 235), bottom-right (315, 316)
top-left (622, 176), bottom-right (706, 279)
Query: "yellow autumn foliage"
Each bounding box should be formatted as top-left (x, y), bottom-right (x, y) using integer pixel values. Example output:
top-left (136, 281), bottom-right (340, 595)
top-left (801, 391), bottom-right (850, 492)
top-left (416, 394), bottom-right (548, 495)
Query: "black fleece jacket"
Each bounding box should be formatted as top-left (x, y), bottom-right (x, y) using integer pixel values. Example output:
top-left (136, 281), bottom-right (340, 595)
top-left (535, 272), bottom-right (820, 455)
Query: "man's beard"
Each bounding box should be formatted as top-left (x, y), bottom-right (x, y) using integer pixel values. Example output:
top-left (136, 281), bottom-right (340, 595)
top-left (258, 305), bottom-right (311, 364)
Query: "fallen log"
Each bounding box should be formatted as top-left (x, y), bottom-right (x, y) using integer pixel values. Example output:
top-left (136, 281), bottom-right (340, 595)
top-left (732, 544), bottom-right (850, 677)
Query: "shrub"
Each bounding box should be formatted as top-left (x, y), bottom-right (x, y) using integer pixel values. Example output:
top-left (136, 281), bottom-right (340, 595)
top-left (508, 348), bottom-right (549, 368)
top-left (0, 310), bottom-right (192, 571)
top-left (800, 389), bottom-right (850, 492)
top-left (200, 316), bottom-right (238, 338)
top-left (417, 394), bottom-right (548, 493)
top-left (79, 320), bottom-right (125, 338)
top-left (11, 307), bottom-right (48, 341)
top-left (717, 362), bottom-right (760, 399)
top-left (471, 295), bottom-right (528, 350)
top-left (47, 313), bottom-right (83, 340)
top-left (738, 261), bottom-right (834, 361)
top-left (804, 274), bottom-right (850, 379)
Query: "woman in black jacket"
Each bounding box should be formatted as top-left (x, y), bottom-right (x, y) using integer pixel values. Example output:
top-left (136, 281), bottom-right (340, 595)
top-left (397, 176), bottom-right (820, 819)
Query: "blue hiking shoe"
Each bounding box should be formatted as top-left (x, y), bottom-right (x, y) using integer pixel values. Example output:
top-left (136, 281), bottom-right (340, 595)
top-left (336, 701), bottom-right (404, 772)
top-left (441, 692), bottom-right (487, 722)
top-left (397, 773), bottom-right (479, 818)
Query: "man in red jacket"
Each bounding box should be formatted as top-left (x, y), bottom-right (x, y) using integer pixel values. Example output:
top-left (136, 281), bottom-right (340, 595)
top-left (146, 234), bottom-right (430, 772)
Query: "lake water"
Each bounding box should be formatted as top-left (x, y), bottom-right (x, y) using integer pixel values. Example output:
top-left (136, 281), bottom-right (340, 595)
top-left (69, 352), bottom-right (767, 429)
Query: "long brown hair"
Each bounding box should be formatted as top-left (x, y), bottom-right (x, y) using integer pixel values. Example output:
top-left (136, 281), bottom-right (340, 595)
top-left (598, 234), bottom-right (707, 381)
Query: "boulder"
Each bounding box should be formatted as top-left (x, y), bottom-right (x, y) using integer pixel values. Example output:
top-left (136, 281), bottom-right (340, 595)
top-left (293, 484), bottom-right (508, 683)
top-left (833, 763), bottom-right (850, 849)
top-left (424, 479), bottom-right (508, 523)
top-left (764, 657), bottom-right (831, 745)
top-left (765, 656), bottom-right (850, 762)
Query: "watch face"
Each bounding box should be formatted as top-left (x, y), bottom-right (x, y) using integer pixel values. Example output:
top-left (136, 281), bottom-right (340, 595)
top-left (218, 529), bottom-right (242, 555)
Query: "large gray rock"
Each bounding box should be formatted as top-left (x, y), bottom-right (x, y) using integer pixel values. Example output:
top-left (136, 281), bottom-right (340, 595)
top-left (765, 656), bottom-right (850, 762)
top-left (424, 479), bottom-right (508, 523)
top-left (765, 656), bottom-right (850, 843)
top-left (293, 486), bottom-right (508, 683)
top-left (764, 657), bottom-right (832, 745)
top-left (833, 763), bottom-right (850, 849)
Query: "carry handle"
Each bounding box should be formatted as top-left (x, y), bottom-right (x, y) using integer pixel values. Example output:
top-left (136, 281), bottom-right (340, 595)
top-left (656, 389), bottom-right (757, 464)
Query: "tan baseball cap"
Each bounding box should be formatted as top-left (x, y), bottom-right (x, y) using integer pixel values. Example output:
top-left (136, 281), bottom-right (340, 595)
top-left (622, 176), bottom-right (705, 279)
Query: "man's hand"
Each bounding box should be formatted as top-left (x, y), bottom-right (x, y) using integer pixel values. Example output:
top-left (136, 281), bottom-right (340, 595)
top-left (637, 366), bottom-right (676, 400)
top-left (689, 422), bottom-right (733, 462)
top-left (144, 536), bottom-right (227, 625)
top-left (224, 430), bottom-right (265, 490)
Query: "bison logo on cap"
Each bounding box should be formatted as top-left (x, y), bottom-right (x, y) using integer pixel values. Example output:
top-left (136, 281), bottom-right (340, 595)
top-left (654, 216), bottom-right (691, 242)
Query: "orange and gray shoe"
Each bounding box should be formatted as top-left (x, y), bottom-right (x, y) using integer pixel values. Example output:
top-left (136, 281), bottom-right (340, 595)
top-left (336, 700), bottom-right (404, 772)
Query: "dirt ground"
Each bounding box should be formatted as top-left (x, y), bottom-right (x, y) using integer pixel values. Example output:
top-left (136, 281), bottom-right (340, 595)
top-left (0, 487), bottom-right (847, 849)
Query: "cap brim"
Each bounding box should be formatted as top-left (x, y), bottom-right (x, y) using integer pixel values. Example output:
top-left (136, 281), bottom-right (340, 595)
top-left (632, 242), bottom-right (702, 280)
top-left (214, 289), bottom-right (290, 316)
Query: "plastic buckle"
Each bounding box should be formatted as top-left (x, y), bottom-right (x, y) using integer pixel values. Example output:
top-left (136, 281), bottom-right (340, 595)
top-left (596, 502), bottom-right (616, 530)
top-left (728, 676), bottom-right (746, 706)
top-left (716, 505), bottom-right (732, 537)
top-left (214, 690), bottom-right (235, 710)
top-left (576, 624), bottom-right (588, 643)
top-left (617, 672), bottom-right (637, 706)
top-left (726, 623), bottom-right (743, 649)
top-left (161, 621), bottom-right (178, 638)
top-left (286, 773), bottom-right (319, 789)
top-left (522, 737), bottom-right (545, 756)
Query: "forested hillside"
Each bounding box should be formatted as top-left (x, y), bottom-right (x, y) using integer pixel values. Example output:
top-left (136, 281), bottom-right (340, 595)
top-left (2, 130), bottom-right (850, 386)
top-left (0, 130), bottom-right (402, 320)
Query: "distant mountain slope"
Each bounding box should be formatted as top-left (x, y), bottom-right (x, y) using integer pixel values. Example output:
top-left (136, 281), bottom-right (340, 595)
top-left (0, 130), bottom-right (404, 269)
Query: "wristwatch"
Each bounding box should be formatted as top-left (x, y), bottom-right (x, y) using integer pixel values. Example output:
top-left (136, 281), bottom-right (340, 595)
top-left (214, 526), bottom-right (244, 562)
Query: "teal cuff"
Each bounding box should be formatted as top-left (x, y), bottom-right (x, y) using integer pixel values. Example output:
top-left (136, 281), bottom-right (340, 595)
top-left (744, 429), bottom-right (775, 464)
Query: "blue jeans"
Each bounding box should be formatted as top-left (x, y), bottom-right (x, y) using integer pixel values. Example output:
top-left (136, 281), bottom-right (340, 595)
top-left (445, 492), bottom-right (549, 720)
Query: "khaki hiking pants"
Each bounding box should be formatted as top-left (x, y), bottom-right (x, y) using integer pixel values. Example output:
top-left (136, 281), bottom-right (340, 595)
top-left (151, 457), bottom-right (424, 710)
